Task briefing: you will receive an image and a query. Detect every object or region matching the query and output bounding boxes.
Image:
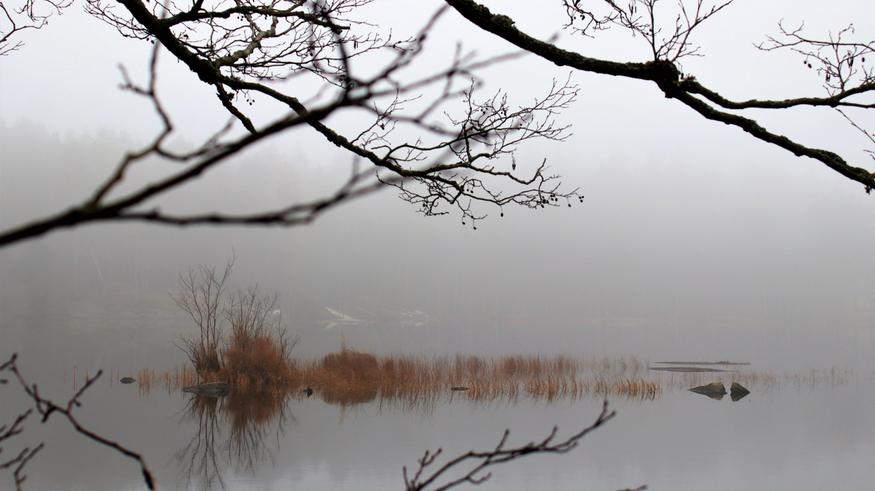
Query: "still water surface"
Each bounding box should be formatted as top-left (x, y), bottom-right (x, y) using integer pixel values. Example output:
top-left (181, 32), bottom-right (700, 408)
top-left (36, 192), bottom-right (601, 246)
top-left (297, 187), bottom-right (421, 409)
top-left (5, 371), bottom-right (872, 491)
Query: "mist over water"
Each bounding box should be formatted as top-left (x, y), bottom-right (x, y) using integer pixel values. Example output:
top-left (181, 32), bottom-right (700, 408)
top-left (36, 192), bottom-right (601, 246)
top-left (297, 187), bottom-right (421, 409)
top-left (2, 1), bottom-right (874, 489)
top-left (2, 123), bottom-right (873, 374)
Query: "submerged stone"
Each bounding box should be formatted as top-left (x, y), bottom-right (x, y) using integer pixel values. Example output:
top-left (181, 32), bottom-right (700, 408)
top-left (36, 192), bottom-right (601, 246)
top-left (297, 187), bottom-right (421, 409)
top-left (730, 382), bottom-right (750, 401)
top-left (689, 382), bottom-right (727, 400)
top-left (119, 377), bottom-right (136, 384)
top-left (182, 382), bottom-right (230, 397)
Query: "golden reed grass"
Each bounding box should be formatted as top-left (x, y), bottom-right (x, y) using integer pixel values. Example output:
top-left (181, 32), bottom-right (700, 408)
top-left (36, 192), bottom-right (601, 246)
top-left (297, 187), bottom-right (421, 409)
top-left (133, 348), bottom-right (663, 408)
top-left (73, 347), bottom-right (849, 410)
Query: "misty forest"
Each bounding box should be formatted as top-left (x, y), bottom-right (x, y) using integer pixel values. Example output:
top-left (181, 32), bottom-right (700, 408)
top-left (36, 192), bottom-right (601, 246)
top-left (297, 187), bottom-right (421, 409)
top-left (1, 0), bottom-right (873, 490)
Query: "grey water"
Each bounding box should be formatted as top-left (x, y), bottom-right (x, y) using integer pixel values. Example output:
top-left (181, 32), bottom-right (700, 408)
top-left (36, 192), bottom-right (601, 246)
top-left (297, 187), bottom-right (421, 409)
top-left (2, 368), bottom-right (872, 491)
top-left (2, 292), bottom-right (872, 491)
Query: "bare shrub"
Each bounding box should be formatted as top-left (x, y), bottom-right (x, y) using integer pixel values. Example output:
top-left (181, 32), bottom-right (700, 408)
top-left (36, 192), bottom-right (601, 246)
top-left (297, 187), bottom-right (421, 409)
top-left (172, 258), bottom-right (234, 376)
top-left (223, 288), bottom-right (298, 388)
top-left (173, 258), bottom-right (298, 387)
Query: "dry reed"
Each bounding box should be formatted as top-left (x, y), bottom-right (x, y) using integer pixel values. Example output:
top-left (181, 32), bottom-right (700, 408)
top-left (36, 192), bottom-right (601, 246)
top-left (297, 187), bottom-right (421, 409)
top-left (111, 349), bottom-right (850, 412)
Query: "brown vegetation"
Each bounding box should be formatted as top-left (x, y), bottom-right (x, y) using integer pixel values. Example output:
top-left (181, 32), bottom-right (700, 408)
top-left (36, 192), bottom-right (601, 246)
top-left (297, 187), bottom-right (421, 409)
top-left (171, 260), bottom-right (300, 393)
top-left (150, 347), bottom-right (663, 408)
top-left (129, 345), bottom-right (853, 412)
top-left (166, 262), bottom-right (663, 406)
top-left (309, 349), bottom-right (380, 405)
top-left (222, 288), bottom-right (298, 389)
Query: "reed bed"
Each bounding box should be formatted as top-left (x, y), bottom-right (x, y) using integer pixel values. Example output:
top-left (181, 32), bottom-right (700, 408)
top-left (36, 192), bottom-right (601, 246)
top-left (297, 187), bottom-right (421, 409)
top-left (113, 349), bottom-right (850, 411)
top-left (133, 349), bottom-right (663, 408)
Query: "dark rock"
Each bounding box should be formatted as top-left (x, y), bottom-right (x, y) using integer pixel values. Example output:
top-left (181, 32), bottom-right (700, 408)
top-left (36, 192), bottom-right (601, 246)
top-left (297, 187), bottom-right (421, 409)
top-left (451, 386), bottom-right (469, 391)
top-left (730, 382), bottom-right (750, 401)
top-left (303, 387), bottom-right (313, 397)
top-left (119, 377), bottom-right (136, 384)
top-left (182, 382), bottom-right (230, 397)
top-left (689, 382), bottom-right (727, 400)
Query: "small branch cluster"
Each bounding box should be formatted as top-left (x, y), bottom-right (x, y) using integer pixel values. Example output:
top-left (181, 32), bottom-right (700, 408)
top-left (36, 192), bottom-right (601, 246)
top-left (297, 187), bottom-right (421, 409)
top-left (0, 0), bottom-right (72, 55)
top-left (0, 401), bottom-right (42, 491)
top-left (402, 400), bottom-right (627, 491)
top-left (759, 22), bottom-right (874, 97)
top-left (0, 354), bottom-right (155, 490)
top-left (386, 76), bottom-right (583, 228)
top-left (758, 22), bottom-right (875, 170)
top-left (86, 0), bottom-right (404, 85)
top-left (563, 0), bottom-right (734, 62)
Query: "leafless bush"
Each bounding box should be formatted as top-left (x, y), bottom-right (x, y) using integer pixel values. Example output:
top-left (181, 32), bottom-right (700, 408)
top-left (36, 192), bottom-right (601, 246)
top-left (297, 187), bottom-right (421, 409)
top-left (173, 257), bottom-right (234, 375)
top-left (173, 257), bottom-right (298, 386)
top-left (223, 287), bottom-right (298, 386)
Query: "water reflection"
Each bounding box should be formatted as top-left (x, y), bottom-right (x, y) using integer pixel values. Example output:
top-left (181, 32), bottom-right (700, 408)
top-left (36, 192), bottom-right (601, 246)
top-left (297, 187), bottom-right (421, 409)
top-left (176, 389), bottom-right (295, 490)
top-left (8, 360), bottom-right (864, 491)
top-left (117, 358), bottom-right (858, 490)
top-left (168, 364), bottom-right (665, 490)
top-left (177, 395), bottom-right (225, 490)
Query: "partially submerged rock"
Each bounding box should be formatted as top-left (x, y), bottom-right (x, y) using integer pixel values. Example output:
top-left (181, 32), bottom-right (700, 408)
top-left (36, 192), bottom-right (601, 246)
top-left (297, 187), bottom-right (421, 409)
top-left (730, 382), bottom-right (750, 401)
top-left (119, 377), bottom-right (136, 384)
top-left (182, 382), bottom-right (230, 397)
top-left (451, 386), bottom-right (469, 391)
top-left (689, 382), bottom-right (727, 400)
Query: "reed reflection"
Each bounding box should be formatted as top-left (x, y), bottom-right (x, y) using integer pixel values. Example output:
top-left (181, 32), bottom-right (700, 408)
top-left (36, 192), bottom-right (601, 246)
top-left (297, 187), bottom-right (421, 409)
top-left (176, 387), bottom-right (295, 491)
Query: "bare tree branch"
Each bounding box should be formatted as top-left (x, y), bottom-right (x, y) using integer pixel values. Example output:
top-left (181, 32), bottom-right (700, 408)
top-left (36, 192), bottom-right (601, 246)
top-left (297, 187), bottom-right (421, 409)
top-left (0, 0), bottom-right (72, 55)
top-left (443, 0), bottom-right (875, 192)
top-left (0, 354), bottom-right (155, 490)
top-left (757, 22), bottom-right (874, 97)
top-left (564, 0), bottom-right (734, 62)
top-left (0, 2), bottom-right (582, 249)
top-left (3, 0), bottom-right (869, 248)
top-left (403, 400), bottom-right (626, 491)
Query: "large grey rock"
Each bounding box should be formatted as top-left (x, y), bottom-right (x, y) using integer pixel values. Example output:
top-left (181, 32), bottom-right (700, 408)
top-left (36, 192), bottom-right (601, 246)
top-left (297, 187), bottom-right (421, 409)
top-left (730, 382), bottom-right (750, 401)
top-left (119, 377), bottom-right (136, 384)
top-left (689, 382), bottom-right (727, 400)
top-left (182, 382), bottom-right (230, 397)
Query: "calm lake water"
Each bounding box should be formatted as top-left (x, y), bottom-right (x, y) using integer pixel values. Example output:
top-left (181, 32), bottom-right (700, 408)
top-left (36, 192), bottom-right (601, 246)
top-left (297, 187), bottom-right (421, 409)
top-left (2, 290), bottom-right (873, 491)
top-left (2, 368), bottom-right (872, 491)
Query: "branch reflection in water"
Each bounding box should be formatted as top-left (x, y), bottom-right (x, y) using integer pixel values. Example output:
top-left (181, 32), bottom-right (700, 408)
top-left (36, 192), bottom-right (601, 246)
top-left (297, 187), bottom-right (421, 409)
top-left (176, 388), bottom-right (295, 490)
top-left (143, 351), bottom-right (852, 490)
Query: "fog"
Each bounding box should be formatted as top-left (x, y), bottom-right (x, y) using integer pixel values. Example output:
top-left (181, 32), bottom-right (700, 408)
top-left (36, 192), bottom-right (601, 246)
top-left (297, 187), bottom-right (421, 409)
top-left (2, 0), bottom-right (874, 376)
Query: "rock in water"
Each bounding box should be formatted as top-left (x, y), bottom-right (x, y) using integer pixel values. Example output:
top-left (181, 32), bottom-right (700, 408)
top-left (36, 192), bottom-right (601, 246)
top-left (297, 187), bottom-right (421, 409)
top-left (182, 382), bottom-right (230, 397)
top-left (730, 382), bottom-right (750, 401)
top-left (120, 377), bottom-right (136, 384)
top-left (689, 382), bottom-right (727, 400)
